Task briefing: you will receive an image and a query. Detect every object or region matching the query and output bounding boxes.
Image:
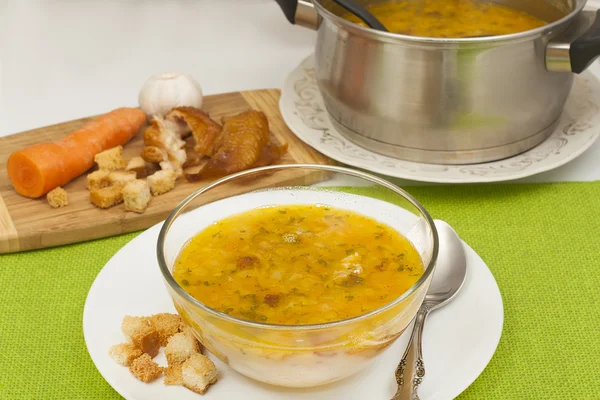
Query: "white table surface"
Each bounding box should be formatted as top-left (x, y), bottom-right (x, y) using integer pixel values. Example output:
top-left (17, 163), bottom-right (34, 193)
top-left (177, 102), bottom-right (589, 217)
top-left (1, 0), bottom-right (599, 184)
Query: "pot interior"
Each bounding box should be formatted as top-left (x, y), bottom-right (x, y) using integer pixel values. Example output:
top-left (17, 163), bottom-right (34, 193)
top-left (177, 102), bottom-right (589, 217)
top-left (318, 0), bottom-right (577, 29)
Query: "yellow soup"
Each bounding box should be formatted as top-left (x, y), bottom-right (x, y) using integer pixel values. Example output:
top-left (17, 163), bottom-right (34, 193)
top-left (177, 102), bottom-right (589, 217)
top-left (344, 0), bottom-right (547, 38)
top-left (173, 204), bottom-right (423, 325)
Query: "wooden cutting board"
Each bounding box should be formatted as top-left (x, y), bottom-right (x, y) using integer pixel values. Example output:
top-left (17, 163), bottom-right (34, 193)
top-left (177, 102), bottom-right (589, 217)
top-left (0, 89), bottom-right (333, 254)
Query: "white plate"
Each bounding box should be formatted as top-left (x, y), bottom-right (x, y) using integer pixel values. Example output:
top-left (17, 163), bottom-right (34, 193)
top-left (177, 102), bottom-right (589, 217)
top-left (280, 55), bottom-right (600, 183)
top-left (83, 193), bottom-right (503, 400)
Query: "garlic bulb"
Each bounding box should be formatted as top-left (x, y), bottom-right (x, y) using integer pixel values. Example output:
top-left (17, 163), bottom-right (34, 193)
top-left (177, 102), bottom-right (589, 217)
top-left (138, 72), bottom-right (203, 117)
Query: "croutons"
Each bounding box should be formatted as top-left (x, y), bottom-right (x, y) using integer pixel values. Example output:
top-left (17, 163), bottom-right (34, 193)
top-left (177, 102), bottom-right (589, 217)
top-left (147, 170), bottom-right (177, 196)
top-left (47, 187), bottom-right (68, 208)
top-left (87, 170), bottom-right (111, 190)
top-left (125, 156), bottom-right (149, 178)
top-left (141, 146), bottom-right (168, 163)
top-left (182, 353), bottom-right (218, 394)
top-left (129, 354), bottom-right (163, 383)
top-left (149, 313), bottom-right (181, 346)
top-left (110, 313), bottom-right (218, 393)
top-left (121, 316), bottom-right (160, 358)
top-left (108, 343), bottom-right (143, 366)
top-left (159, 160), bottom-right (183, 178)
top-left (94, 145), bottom-right (127, 171)
top-left (122, 179), bottom-right (152, 213)
top-left (163, 363), bottom-right (183, 386)
top-left (164, 331), bottom-right (199, 364)
top-left (108, 170), bottom-right (137, 187)
top-left (159, 160), bottom-right (174, 172)
top-left (89, 185), bottom-right (123, 209)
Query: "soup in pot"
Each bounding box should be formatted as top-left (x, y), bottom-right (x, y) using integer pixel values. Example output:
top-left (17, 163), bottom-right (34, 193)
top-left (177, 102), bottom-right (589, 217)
top-left (343, 0), bottom-right (548, 38)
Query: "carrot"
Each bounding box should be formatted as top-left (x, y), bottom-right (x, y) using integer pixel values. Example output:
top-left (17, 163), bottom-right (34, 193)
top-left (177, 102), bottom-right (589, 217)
top-left (7, 107), bottom-right (146, 198)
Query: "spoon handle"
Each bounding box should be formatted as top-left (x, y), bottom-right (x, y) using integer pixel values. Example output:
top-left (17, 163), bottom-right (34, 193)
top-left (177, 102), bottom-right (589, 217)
top-left (392, 305), bottom-right (431, 400)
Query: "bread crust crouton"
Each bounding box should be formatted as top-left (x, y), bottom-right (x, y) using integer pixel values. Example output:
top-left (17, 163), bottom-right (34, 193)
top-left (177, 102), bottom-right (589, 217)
top-left (159, 160), bottom-right (183, 178)
top-left (141, 146), bottom-right (168, 164)
top-left (163, 363), bottom-right (183, 386)
top-left (182, 353), bottom-right (218, 394)
top-left (149, 313), bottom-right (181, 346)
top-left (122, 179), bottom-right (152, 214)
top-left (47, 187), bottom-right (68, 208)
top-left (87, 170), bottom-right (110, 190)
top-left (164, 331), bottom-right (199, 364)
top-left (125, 156), bottom-right (150, 178)
top-left (108, 343), bottom-right (143, 366)
top-left (89, 185), bottom-right (123, 209)
top-left (94, 145), bottom-right (127, 171)
top-left (108, 170), bottom-right (137, 187)
top-left (121, 316), bottom-right (160, 358)
top-left (147, 170), bottom-right (177, 196)
top-left (129, 354), bottom-right (163, 383)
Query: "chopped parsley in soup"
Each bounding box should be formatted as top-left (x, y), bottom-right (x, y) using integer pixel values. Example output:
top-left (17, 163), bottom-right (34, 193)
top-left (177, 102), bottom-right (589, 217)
top-left (173, 204), bottom-right (423, 325)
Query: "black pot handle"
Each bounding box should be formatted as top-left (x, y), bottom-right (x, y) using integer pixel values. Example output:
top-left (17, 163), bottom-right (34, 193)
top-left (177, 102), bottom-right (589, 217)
top-left (570, 9), bottom-right (600, 74)
top-left (275, 0), bottom-right (319, 29)
top-left (276, 0), bottom-right (300, 24)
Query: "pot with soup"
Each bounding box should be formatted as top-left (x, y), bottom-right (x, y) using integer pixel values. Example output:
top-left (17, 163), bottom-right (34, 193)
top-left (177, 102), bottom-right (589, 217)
top-left (276, 0), bottom-right (600, 164)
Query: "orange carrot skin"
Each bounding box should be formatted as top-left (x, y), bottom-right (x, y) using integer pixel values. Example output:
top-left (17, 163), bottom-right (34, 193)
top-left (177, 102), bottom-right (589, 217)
top-left (7, 107), bottom-right (146, 198)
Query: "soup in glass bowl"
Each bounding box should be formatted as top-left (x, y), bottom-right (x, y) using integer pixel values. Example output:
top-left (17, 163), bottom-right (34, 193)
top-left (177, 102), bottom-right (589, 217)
top-left (157, 164), bottom-right (438, 387)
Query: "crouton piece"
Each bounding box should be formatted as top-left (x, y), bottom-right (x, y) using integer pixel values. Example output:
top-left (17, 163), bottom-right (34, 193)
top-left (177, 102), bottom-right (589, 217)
top-left (125, 156), bottom-right (149, 178)
top-left (146, 162), bottom-right (160, 176)
top-left (141, 146), bottom-right (168, 164)
top-left (108, 343), bottom-right (143, 366)
top-left (122, 179), bottom-right (152, 213)
top-left (149, 313), bottom-right (181, 346)
top-left (165, 331), bottom-right (199, 364)
top-left (147, 170), bottom-right (177, 196)
top-left (108, 170), bottom-right (136, 187)
top-left (87, 170), bottom-right (110, 190)
top-left (121, 316), bottom-right (160, 358)
top-left (179, 324), bottom-right (201, 343)
top-left (47, 187), bottom-right (68, 208)
top-left (159, 161), bottom-right (174, 171)
top-left (159, 160), bottom-right (183, 178)
top-left (163, 362), bottom-right (183, 386)
top-left (182, 353), bottom-right (218, 394)
top-left (129, 354), bottom-right (163, 383)
top-left (179, 320), bottom-right (188, 333)
top-left (94, 145), bottom-right (127, 171)
top-left (90, 185), bottom-right (123, 209)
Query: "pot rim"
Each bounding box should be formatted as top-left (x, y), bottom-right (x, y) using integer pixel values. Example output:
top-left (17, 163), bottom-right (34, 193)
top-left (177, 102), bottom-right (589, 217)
top-left (312, 0), bottom-right (586, 44)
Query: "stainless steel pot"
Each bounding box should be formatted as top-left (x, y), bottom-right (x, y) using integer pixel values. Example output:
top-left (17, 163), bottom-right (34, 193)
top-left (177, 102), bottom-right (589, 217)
top-left (276, 0), bottom-right (600, 164)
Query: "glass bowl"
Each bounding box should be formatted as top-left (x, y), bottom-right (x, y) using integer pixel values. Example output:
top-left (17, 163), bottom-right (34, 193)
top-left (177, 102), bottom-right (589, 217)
top-left (157, 164), bottom-right (438, 388)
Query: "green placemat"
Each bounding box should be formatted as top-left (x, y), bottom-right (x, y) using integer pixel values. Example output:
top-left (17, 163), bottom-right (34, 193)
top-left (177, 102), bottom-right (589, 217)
top-left (1, 181), bottom-right (599, 399)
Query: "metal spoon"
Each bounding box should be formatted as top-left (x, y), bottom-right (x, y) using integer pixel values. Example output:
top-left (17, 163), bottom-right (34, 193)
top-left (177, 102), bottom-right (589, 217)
top-left (332, 0), bottom-right (389, 32)
top-left (392, 220), bottom-right (468, 400)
